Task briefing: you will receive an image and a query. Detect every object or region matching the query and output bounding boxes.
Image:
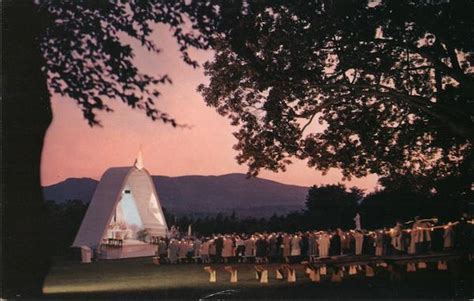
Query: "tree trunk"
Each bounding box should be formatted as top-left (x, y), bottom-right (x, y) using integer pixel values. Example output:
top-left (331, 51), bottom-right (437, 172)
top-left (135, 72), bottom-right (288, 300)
top-left (3, 0), bottom-right (52, 297)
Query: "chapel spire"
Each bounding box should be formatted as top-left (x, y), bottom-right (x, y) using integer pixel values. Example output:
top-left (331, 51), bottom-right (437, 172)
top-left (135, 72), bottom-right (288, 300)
top-left (134, 147), bottom-right (144, 170)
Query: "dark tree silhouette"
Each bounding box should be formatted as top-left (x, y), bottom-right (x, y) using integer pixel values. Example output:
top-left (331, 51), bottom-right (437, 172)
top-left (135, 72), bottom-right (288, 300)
top-left (360, 182), bottom-right (466, 229)
top-left (44, 200), bottom-right (89, 256)
top-left (304, 184), bottom-right (363, 229)
top-left (41, 1), bottom-right (217, 126)
top-left (3, 0), bottom-right (219, 297)
top-left (198, 0), bottom-right (474, 188)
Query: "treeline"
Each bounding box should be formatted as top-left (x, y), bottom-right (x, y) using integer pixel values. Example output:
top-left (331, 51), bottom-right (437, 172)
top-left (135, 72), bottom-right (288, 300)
top-left (169, 184), bottom-right (471, 236)
top-left (167, 211), bottom-right (309, 236)
top-left (44, 183), bottom-right (471, 256)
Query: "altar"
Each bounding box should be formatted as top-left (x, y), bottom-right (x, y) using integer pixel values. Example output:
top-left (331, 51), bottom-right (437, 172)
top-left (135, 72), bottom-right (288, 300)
top-left (98, 239), bottom-right (157, 259)
top-left (106, 229), bottom-right (133, 240)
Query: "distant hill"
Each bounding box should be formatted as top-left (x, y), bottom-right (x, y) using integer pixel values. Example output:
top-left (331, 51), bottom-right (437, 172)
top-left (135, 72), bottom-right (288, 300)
top-left (43, 173), bottom-right (308, 217)
top-left (42, 177), bottom-right (98, 204)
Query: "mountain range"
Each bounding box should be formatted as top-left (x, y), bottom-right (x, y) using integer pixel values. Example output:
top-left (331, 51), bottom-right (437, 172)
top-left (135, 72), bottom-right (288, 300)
top-left (42, 173), bottom-right (309, 217)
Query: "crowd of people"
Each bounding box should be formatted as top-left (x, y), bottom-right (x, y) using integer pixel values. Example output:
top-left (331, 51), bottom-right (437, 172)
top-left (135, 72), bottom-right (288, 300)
top-left (152, 214), bottom-right (473, 264)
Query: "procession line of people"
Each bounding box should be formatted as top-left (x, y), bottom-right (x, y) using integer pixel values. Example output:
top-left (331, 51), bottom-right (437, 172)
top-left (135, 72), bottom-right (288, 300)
top-left (152, 215), bottom-right (473, 265)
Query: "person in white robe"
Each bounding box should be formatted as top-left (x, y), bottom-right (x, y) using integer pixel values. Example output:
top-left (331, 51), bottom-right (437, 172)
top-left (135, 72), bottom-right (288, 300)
top-left (390, 221), bottom-right (403, 254)
top-left (290, 234), bottom-right (301, 256)
top-left (222, 236), bottom-right (234, 262)
top-left (178, 239), bottom-right (189, 263)
top-left (443, 223), bottom-right (454, 250)
top-left (412, 216), bottom-right (432, 253)
top-left (168, 239), bottom-right (179, 264)
top-left (193, 238), bottom-right (202, 258)
top-left (244, 236), bottom-right (255, 262)
top-left (421, 220), bottom-right (432, 252)
top-left (353, 230), bottom-right (364, 255)
top-left (318, 232), bottom-right (330, 258)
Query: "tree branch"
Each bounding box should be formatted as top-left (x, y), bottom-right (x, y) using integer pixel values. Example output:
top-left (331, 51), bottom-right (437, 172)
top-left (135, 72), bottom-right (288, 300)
top-left (300, 81), bottom-right (473, 140)
top-left (354, 88), bottom-right (473, 140)
top-left (410, 45), bottom-right (474, 91)
top-left (374, 38), bottom-right (474, 92)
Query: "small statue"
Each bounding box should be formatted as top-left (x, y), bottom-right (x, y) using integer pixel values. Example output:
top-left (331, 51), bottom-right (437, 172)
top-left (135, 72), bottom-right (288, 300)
top-left (354, 213), bottom-right (361, 230)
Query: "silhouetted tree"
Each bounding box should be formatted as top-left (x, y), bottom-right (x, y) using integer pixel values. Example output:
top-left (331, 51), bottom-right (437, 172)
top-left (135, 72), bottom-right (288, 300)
top-left (283, 211), bottom-right (307, 232)
top-left (361, 189), bottom-right (431, 229)
top-left (268, 214), bottom-right (284, 232)
top-left (199, 0), bottom-right (474, 188)
top-left (305, 184), bottom-right (363, 229)
top-left (361, 181), bottom-right (466, 229)
top-left (162, 207), bottom-right (176, 229)
top-left (3, 1), bottom-right (219, 297)
top-left (45, 200), bottom-right (89, 256)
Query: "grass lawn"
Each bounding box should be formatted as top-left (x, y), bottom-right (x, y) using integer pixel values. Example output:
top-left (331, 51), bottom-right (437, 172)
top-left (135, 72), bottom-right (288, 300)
top-left (43, 257), bottom-right (473, 299)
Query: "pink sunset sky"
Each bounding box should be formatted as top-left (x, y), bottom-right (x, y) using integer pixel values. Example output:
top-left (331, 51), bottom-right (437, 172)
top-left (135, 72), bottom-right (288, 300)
top-left (41, 25), bottom-right (378, 192)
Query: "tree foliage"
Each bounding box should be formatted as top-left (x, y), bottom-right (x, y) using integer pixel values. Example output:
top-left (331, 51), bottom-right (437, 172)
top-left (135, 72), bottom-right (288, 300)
top-left (304, 184), bottom-right (363, 229)
top-left (198, 0), bottom-right (474, 188)
top-left (39, 0), bottom-right (219, 126)
top-left (360, 186), bottom-right (467, 229)
top-left (37, 0), bottom-right (474, 187)
top-left (45, 200), bottom-right (89, 256)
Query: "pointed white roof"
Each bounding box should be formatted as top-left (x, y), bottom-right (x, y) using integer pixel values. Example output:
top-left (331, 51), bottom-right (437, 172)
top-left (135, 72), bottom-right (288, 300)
top-left (72, 166), bottom-right (168, 248)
